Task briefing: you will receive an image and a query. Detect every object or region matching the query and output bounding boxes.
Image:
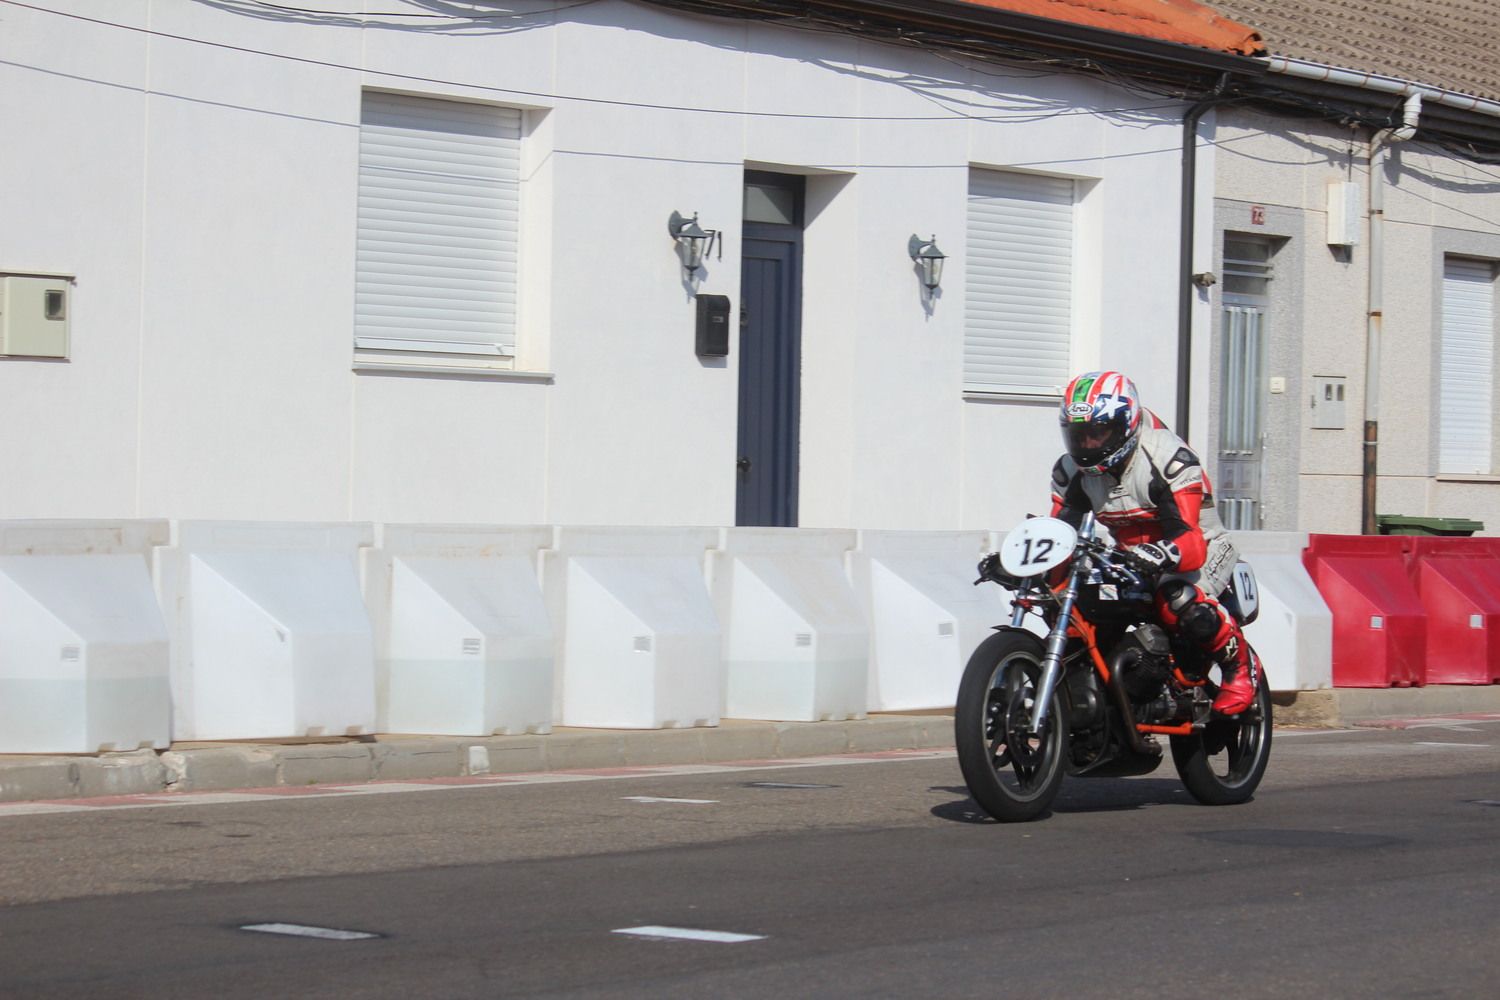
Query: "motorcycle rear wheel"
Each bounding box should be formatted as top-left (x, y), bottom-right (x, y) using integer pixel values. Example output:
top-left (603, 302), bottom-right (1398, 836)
top-left (1169, 663), bottom-right (1272, 805)
top-left (955, 630), bottom-right (1069, 823)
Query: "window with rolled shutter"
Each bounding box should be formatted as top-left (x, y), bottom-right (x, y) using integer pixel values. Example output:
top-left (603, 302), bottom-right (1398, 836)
top-left (355, 92), bottom-right (521, 359)
top-left (963, 169), bottom-right (1075, 395)
top-left (1439, 256), bottom-right (1497, 474)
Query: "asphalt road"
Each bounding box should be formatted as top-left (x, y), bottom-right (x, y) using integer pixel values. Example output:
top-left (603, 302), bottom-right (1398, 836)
top-left (1, 722), bottom-right (1497, 999)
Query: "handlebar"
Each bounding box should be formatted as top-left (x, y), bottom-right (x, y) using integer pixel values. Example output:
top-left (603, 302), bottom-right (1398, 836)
top-left (1075, 537), bottom-right (1156, 589)
top-left (972, 533), bottom-right (1158, 592)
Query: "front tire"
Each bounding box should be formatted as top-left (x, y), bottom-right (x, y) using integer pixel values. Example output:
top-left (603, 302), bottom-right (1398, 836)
top-left (955, 630), bottom-right (1069, 823)
top-left (1169, 659), bottom-right (1272, 805)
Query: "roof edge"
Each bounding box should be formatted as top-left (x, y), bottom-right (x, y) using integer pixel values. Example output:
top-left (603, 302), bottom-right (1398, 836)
top-left (825, 0), bottom-right (1268, 73)
top-left (1263, 57), bottom-right (1500, 121)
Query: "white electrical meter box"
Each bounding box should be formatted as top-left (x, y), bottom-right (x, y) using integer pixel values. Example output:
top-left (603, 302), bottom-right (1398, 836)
top-left (1310, 375), bottom-right (1348, 429)
top-left (1326, 180), bottom-right (1362, 247)
top-left (0, 275), bottom-right (71, 358)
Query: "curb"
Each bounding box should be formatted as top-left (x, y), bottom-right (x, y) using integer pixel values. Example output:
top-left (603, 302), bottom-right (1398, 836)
top-left (0, 715), bottom-right (956, 805)
top-left (6, 688), bottom-right (1500, 805)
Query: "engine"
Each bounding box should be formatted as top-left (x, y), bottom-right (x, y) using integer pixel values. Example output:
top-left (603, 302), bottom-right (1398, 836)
top-left (1114, 624), bottom-right (1183, 724)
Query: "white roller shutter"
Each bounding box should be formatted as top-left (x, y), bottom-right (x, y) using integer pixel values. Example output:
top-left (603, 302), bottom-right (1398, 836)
top-left (964, 170), bottom-right (1074, 395)
top-left (356, 92), bottom-right (521, 355)
top-left (1439, 257), bottom-right (1496, 474)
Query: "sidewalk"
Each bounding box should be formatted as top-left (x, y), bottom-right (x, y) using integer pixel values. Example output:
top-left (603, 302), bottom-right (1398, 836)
top-left (4, 688), bottom-right (1500, 804)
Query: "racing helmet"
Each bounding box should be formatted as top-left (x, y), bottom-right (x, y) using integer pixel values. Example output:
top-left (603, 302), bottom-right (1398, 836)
top-left (1059, 370), bottom-right (1143, 474)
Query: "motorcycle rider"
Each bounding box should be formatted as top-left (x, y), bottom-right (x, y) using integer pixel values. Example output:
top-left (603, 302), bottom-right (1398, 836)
top-left (1042, 370), bottom-right (1257, 715)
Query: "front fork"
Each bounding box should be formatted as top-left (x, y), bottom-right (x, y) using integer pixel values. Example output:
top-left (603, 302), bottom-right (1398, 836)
top-left (1026, 513), bottom-right (1094, 734)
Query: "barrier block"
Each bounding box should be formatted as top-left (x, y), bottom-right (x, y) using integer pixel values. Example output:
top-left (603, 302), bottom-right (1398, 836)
top-left (365, 525), bottom-right (554, 735)
top-left (543, 528), bottom-right (721, 729)
top-left (849, 530), bottom-right (1008, 711)
top-left (1228, 532), bottom-right (1333, 691)
top-left (711, 529), bottom-right (867, 722)
top-left (1303, 535), bottom-right (1425, 687)
top-left (0, 521), bottom-right (171, 753)
top-left (158, 522), bottom-right (377, 740)
top-left (1407, 537), bottom-right (1500, 684)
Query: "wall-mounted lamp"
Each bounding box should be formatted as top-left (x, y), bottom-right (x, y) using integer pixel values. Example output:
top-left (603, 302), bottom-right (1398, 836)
top-left (908, 234), bottom-right (946, 292)
top-left (669, 210), bottom-right (721, 278)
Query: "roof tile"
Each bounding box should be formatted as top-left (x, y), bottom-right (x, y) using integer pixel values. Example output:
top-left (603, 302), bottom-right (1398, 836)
top-left (1204, 1), bottom-right (1500, 102)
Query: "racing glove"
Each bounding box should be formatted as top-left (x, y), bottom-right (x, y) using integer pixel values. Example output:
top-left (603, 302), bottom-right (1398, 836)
top-left (1125, 540), bottom-right (1181, 576)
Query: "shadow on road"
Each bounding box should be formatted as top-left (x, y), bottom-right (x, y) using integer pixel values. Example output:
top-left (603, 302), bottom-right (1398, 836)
top-left (929, 779), bottom-right (1194, 823)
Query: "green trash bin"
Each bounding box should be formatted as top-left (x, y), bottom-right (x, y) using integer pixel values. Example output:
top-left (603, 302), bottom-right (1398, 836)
top-left (1376, 515), bottom-right (1484, 536)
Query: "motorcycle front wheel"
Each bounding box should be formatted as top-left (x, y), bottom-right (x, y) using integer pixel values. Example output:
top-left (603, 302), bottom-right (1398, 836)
top-left (1169, 660), bottom-right (1273, 805)
top-left (955, 630), bottom-right (1069, 823)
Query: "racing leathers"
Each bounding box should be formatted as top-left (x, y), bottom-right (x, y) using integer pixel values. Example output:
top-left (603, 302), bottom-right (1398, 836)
top-left (1049, 410), bottom-right (1258, 715)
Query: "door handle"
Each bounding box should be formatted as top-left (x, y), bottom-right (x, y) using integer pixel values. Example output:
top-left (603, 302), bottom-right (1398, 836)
top-left (737, 456), bottom-right (752, 477)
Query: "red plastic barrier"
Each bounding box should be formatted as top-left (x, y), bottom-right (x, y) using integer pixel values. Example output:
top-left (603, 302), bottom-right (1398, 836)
top-left (1407, 537), bottom-right (1500, 684)
top-left (1303, 535), bottom-right (1425, 687)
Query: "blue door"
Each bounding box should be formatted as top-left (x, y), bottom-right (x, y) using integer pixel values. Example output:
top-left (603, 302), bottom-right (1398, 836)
top-left (736, 174), bottom-right (804, 527)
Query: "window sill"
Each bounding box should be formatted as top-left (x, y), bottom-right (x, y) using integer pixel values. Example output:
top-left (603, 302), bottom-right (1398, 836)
top-left (353, 361), bottom-right (554, 382)
top-left (1435, 473), bottom-right (1500, 484)
top-left (963, 391), bottom-right (1062, 405)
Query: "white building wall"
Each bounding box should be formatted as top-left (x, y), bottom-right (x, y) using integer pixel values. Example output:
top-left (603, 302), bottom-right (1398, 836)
top-left (2, 0), bottom-right (1195, 532)
top-left (0, 2), bottom-right (149, 517)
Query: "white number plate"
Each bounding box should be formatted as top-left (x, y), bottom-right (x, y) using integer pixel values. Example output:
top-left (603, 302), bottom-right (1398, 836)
top-left (999, 517), bottom-right (1078, 577)
top-left (1232, 561), bottom-right (1259, 619)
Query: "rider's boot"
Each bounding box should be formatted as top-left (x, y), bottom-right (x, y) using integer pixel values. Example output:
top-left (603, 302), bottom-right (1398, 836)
top-left (1210, 630), bottom-right (1257, 715)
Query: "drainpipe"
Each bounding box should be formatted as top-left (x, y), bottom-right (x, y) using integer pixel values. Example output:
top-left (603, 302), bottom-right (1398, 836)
top-left (1176, 89), bottom-right (1226, 441)
top-left (1361, 92), bottom-right (1421, 534)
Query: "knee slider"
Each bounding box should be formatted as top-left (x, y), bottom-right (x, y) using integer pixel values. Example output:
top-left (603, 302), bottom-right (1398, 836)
top-left (1160, 580), bottom-right (1197, 617)
top-left (1181, 601), bottom-right (1223, 644)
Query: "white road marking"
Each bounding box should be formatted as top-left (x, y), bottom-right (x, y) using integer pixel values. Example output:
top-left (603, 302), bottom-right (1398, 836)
top-left (748, 782), bottom-right (835, 789)
top-left (613, 925), bottom-right (765, 943)
top-left (621, 796), bottom-right (718, 804)
top-left (1412, 742), bottom-right (1491, 749)
top-left (240, 923), bottom-right (379, 941)
top-left (1274, 729), bottom-right (1365, 737)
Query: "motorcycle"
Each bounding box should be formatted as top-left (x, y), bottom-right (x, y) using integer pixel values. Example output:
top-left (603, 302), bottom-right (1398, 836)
top-left (955, 512), bottom-right (1272, 822)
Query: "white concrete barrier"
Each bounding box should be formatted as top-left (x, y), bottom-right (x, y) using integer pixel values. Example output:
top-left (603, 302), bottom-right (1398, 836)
top-left (0, 521), bottom-right (171, 753)
top-left (1231, 531), bottom-right (1333, 691)
top-left (157, 522), bottom-right (377, 741)
top-left (850, 530), bottom-right (1010, 711)
top-left (365, 525), bottom-right (553, 736)
top-left (711, 528), bottom-right (868, 722)
top-left (544, 527), bottom-right (721, 729)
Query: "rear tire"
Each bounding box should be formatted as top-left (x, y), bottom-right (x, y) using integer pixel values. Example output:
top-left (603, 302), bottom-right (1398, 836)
top-left (1170, 659), bottom-right (1272, 805)
top-left (955, 630), bottom-right (1069, 822)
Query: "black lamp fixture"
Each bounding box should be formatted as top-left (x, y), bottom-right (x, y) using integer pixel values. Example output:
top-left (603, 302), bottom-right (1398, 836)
top-left (669, 210), bottom-right (721, 278)
top-left (908, 233), bottom-right (946, 292)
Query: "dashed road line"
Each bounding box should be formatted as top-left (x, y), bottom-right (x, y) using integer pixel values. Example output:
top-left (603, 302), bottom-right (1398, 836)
top-left (241, 922), bottom-right (380, 941)
top-left (613, 925), bottom-right (765, 944)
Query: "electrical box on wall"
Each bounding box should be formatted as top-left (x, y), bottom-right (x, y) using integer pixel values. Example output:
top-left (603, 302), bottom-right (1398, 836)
top-left (695, 294), bottom-right (730, 357)
top-left (0, 275), bottom-right (71, 358)
top-left (1326, 180), bottom-right (1362, 247)
top-left (1310, 375), bottom-right (1348, 429)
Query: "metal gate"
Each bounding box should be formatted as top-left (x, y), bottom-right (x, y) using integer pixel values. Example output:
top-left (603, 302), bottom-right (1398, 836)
top-left (1218, 305), bottom-right (1264, 530)
top-left (1217, 236), bottom-right (1272, 531)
